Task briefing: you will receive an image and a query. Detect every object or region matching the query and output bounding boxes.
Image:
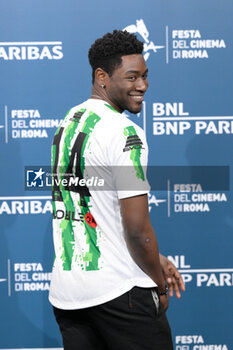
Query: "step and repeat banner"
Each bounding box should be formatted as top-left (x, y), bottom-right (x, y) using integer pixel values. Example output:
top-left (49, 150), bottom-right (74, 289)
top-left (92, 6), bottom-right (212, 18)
top-left (0, 0), bottom-right (232, 349)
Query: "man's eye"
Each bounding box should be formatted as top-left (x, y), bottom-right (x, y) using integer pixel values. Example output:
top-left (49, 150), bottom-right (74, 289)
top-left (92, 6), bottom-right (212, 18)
top-left (142, 74), bottom-right (148, 79)
top-left (128, 76), bottom-right (136, 81)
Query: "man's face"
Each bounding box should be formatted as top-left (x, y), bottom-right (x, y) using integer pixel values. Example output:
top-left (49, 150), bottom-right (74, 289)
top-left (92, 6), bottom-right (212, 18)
top-left (105, 54), bottom-right (148, 114)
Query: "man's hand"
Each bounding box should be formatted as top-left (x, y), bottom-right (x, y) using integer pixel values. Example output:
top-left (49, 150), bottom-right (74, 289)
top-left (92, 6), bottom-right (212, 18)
top-left (159, 254), bottom-right (185, 298)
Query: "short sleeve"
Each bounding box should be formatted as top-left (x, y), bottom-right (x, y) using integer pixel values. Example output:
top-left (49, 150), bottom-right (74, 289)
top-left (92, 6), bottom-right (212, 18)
top-left (109, 122), bottom-right (150, 199)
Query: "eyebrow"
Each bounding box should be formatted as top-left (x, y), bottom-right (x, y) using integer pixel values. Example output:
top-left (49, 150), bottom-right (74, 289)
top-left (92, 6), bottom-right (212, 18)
top-left (126, 68), bottom-right (149, 75)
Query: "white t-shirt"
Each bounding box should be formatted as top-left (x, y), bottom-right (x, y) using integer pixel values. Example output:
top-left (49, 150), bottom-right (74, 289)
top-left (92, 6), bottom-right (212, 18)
top-left (49, 99), bottom-right (156, 310)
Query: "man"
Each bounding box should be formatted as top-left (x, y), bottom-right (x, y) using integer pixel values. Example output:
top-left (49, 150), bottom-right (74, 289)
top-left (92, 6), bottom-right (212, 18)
top-left (49, 30), bottom-right (185, 350)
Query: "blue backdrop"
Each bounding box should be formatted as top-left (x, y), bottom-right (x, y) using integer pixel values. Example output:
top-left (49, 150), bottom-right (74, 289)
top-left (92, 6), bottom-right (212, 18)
top-left (0, 1), bottom-right (232, 349)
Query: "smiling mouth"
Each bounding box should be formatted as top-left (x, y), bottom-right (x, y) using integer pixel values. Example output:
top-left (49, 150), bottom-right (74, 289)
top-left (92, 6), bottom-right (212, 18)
top-left (129, 95), bottom-right (144, 102)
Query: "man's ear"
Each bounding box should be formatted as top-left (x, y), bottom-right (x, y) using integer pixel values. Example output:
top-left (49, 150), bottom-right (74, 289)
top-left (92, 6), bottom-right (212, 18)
top-left (94, 68), bottom-right (109, 87)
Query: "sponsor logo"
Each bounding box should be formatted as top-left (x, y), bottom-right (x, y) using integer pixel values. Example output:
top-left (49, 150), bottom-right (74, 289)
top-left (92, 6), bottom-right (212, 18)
top-left (172, 29), bottom-right (226, 60)
top-left (152, 102), bottom-right (233, 136)
top-left (175, 334), bottom-right (228, 350)
top-left (147, 167), bottom-right (229, 217)
top-left (124, 24), bottom-right (226, 64)
top-left (53, 209), bottom-right (84, 222)
top-left (85, 213), bottom-right (97, 228)
top-left (148, 192), bottom-right (166, 212)
top-left (124, 19), bottom-right (164, 61)
top-left (123, 134), bottom-right (145, 152)
top-left (0, 41), bottom-right (63, 61)
top-left (1, 107), bottom-right (62, 143)
top-left (173, 183), bottom-right (227, 213)
top-left (69, 110), bottom-right (85, 122)
top-left (169, 255), bottom-right (233, 288)
top-left (14, 262), bottom-right (51, 292)
top-left (0, 196), bottom-right (52, 215)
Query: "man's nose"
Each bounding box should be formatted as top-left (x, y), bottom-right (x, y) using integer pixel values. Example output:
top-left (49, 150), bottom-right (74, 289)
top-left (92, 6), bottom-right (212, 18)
top-left (135, 78), bottom-right (148, 92)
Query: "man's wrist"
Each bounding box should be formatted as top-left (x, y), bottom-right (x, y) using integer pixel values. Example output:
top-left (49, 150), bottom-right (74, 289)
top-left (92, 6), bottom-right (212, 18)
top-left (158, 283), bottom-right (169, 296)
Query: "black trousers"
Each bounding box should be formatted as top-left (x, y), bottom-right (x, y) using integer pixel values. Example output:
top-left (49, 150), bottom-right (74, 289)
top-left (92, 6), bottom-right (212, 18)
top-left (53, 286), bottom-right (173, 350)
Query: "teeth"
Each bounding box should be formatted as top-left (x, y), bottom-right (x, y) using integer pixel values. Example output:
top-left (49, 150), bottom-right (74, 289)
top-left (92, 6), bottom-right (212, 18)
top-left (131, 96), bottom-right (143, 99)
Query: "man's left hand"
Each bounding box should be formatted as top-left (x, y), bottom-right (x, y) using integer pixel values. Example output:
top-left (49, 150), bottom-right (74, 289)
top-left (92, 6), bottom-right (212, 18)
top-left (159, 254), bottom-right (185, 298)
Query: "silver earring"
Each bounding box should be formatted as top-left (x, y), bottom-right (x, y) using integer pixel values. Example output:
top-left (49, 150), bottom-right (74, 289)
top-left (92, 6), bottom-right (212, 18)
top-left (101, 84), bottom-right (106, 88)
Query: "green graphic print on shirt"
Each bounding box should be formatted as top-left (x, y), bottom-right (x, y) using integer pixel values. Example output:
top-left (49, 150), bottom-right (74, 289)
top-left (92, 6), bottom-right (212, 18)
top-left (52, 109), bottom-right (101, 271)
top-left (123, 125), bottom-right (145, 181)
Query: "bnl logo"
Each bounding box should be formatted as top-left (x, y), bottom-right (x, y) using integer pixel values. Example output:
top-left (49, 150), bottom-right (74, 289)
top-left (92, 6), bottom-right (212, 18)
top-left (27, 168), bottom-right (45, 187)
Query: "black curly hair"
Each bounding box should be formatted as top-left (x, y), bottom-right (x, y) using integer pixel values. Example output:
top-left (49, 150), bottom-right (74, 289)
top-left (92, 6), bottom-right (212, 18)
top-left (88, 30), bottom-right (143, 83)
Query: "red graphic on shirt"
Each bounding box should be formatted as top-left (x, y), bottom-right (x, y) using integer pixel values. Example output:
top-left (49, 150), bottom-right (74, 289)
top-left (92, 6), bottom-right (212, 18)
top-left (85, 212), bottom-right (97, 228)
